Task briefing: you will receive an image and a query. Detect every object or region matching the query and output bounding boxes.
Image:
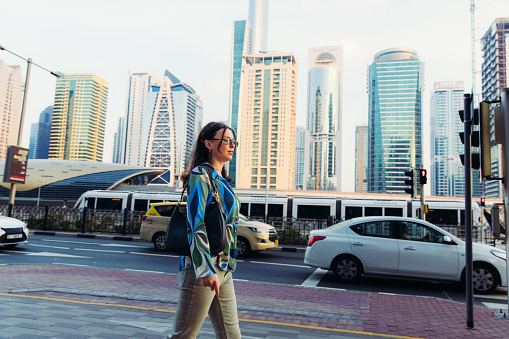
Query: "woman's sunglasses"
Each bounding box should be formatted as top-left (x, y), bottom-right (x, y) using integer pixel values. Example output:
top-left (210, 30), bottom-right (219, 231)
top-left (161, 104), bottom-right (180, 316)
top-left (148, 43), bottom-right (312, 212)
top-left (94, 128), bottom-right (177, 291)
top-left (210, 138), bottom-right (238, 147)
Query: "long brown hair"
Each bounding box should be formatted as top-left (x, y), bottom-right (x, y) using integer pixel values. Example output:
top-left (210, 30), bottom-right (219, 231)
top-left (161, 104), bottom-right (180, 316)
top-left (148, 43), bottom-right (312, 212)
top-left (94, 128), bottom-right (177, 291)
top-left (180, 122), bottom-right (236, 185)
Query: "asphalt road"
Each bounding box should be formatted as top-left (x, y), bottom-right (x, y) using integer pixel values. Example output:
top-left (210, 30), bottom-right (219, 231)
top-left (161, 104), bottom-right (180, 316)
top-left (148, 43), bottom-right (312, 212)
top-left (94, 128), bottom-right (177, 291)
top-left (1, 234), bottom-right (507, 310)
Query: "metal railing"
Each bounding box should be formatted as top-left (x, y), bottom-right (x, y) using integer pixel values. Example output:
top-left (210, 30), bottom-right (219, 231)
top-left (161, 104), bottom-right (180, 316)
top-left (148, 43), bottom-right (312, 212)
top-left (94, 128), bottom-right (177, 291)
top-left (1, 204), bottom-right (504, 246)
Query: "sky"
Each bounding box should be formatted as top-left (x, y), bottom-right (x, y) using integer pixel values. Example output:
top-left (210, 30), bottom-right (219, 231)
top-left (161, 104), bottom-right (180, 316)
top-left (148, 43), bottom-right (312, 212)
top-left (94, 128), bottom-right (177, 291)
top-left (1, 0), bottom-right (508, 193)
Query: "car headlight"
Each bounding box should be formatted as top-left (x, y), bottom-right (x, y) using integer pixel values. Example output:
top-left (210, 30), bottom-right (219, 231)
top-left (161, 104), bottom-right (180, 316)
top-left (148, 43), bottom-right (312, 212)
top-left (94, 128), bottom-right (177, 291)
top-left (246, 226), bottom-right (268, 234)
top-left (491, 250), bottom-right (506, 261)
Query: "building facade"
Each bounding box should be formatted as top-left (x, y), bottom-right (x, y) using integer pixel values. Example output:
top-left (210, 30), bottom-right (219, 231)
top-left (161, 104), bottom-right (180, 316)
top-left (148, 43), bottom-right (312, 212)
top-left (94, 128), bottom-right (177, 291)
top-left (248, 0), bottom-right (268, 54)
top-left (228, 20), bottom-right (252, 186)
top-left (0, 60), bottom-right (22, 160)
top-left (430, 81), bottom-right (464, 197)
top-left (367, 48), bottom-right (424, 194)
top-left (306, 46), bottom-right (342, 191)
top-left (481, 17), bottom-right (508, 198)
top-left (355, 124), bottom-right (368, 193)
top-left (29, 106), bottom-right (53, 159)
top-left (237, 53), bottom-right (298, 190)
top-left (48, 73), bottom-right (109, 161)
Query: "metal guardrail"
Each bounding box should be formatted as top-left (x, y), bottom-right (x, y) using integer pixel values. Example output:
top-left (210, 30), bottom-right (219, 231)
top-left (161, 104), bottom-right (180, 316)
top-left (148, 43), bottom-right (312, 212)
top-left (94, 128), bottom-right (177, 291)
top-left (1, 204), bottom-right (503, 246)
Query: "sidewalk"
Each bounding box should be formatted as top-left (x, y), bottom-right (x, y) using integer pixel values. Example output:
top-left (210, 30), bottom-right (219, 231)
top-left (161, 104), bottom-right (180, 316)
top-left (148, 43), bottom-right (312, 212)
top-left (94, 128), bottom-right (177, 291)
top-left (1, 264), bottom-right (509, 338)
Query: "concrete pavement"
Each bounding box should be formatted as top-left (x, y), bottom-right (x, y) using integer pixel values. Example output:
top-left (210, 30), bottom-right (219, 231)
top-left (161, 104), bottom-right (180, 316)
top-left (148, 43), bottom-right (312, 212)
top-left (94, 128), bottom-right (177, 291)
top-left (1, 263), bottom-right (509, 338)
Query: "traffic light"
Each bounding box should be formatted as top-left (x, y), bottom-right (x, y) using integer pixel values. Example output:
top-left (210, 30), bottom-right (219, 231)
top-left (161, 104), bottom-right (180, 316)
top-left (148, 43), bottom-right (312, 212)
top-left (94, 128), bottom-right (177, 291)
top-left (419, 169), bottom-right (427, 185)
top-left (458, 109), bottom-right (480, 169)
top-left (404, 169), bottom-right (414, 197)
top-left (479, 101), bottom-right (492, 178)
top-left (480, 197), bottom-right (485, 206)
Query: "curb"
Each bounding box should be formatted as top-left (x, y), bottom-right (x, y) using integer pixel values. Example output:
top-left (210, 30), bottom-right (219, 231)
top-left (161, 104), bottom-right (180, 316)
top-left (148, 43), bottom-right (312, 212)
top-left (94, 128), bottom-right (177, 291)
top-left (29, 229), bottom-right (306, 252)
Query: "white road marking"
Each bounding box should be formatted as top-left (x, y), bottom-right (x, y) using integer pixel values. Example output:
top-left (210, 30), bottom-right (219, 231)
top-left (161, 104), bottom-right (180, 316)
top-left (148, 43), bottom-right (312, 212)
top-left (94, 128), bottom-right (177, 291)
top-left (24, 251), bottom-right (91, 258)
top-left (124, 269), bottom-right (165, 274)
top-left (53, 263), bottom-right (90, 267)
top-left (477, 294), bottom-right (508, 300)
top-left (482, 302), bottom-right (508, 311)
top-left (41, 239), bottom-right (144, 248)
top-left (29, 244), bottom-right (70, 250)
top-left (301, 268), bottom-right (328, 287)
top-left (74, 248), bottom-right (126, 253)
top-left (250, 261), bottom-right (311, 268)
top-left (130, 252), bottom-right (180, 258)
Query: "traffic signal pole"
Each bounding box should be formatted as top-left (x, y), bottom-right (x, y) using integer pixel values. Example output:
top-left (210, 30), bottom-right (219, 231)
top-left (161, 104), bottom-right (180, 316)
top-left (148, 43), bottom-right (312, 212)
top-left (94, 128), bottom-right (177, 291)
top-left (463, 93), bottom-right (474, 329)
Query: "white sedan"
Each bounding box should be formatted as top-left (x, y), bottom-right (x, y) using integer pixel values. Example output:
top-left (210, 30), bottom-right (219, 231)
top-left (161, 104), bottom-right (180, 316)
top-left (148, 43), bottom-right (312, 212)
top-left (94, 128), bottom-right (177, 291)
top-left (0, 215), bottom-right (29, 248)
top-left (304, 216), bottom-right (507, 294)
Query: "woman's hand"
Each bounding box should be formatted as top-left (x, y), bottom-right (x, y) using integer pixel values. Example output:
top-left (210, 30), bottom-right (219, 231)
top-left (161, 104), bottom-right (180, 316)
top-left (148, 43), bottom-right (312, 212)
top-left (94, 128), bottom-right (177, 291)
top-left (200, 274), bottom-right (219, 295)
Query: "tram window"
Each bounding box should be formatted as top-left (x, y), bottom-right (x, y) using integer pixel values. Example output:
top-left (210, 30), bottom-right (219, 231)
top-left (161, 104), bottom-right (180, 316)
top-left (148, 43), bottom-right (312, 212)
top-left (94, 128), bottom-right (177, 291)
top-left (427, 209), bottom-right (458, 225)
top-left (365, 207), bottom-right (382, 216)
top-left (96, 198), bottom-right (123, 210)
top-left (385, 208), bottom-right (403, 217)
top-left (297, 205), bottom-right (330, 219)
top-left (149, 200), bottom-right (163, 206)
top-left (268, 204), bottom-right (283, 217)
top-left (86, 198), bottom-right (96, 209)
top-left (240, 204), bottom-right (249, 216)
top-left (345, 207), bottom-right (362, 220)
top-left (134, 199), bottom-right (149, 211)
top-left (460, 210), bottom-right (465, 226)
top-left (250, 204), bottom-right (266, 217)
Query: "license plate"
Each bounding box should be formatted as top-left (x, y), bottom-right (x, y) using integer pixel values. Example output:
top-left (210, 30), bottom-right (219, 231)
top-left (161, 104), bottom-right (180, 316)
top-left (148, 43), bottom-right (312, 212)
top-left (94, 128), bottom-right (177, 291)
top-left (6, 234), bottom-right (22, 239)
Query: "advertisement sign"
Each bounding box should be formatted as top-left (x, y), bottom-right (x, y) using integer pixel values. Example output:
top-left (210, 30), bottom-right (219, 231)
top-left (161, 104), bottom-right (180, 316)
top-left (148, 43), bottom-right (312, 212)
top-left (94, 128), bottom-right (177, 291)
top-left (3, 146), bottom-right (29, 184)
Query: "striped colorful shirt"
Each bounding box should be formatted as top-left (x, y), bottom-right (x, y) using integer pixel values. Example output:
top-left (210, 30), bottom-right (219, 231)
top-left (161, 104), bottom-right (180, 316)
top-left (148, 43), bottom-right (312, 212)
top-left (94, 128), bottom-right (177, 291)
top-left (180, 163), bottom-right (240, 278)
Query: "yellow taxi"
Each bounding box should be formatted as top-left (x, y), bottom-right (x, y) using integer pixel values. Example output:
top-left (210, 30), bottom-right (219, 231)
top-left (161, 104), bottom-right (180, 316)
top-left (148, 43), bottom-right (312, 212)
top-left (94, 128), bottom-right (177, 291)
top-left (140, 202), bottom-right (278, 256)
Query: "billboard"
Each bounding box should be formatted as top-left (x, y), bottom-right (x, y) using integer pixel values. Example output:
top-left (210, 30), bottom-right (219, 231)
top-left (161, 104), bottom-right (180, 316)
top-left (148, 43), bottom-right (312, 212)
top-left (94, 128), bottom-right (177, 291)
top-left (3, 146), bottom-right (29, 184)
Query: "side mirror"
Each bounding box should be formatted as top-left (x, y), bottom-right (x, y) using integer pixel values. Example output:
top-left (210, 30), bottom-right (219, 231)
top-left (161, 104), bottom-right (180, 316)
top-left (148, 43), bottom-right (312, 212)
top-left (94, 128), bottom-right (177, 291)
top-left (443, 236), bottom-right (456, 245)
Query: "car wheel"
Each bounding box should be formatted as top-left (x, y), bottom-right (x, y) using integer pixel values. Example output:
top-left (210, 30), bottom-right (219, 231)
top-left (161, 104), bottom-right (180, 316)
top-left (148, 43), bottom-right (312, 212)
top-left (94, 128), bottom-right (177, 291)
top-left (153, 232), bottom-right (167, 251)
top-left (332, 256), bottom-right (362, 282)
top-left (237, 237), bottom-right (251, 257)
top-left (472, 263), bottom-right (498, 294)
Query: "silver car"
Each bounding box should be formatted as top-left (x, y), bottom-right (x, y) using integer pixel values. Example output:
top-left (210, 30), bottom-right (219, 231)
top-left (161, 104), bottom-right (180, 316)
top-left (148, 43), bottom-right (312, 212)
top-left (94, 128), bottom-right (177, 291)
top-left (304, 216), bottom-right (507, 294)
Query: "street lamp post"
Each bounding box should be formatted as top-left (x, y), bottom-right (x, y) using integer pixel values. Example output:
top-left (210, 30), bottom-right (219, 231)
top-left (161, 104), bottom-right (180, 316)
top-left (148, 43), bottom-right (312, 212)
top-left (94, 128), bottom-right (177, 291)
top-left (0, 44), bottom-right (60, 209)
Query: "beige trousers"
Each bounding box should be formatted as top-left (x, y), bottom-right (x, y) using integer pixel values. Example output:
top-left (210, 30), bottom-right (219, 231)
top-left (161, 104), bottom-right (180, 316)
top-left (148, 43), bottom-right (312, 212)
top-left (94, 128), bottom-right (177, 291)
top-left (168, 262), bottom-right (241, 339)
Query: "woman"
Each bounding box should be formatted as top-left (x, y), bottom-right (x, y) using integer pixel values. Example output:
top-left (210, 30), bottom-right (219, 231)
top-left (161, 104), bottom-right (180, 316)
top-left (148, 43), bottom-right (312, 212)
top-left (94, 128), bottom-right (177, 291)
top-left (168, 122), bottom-right (241, 339)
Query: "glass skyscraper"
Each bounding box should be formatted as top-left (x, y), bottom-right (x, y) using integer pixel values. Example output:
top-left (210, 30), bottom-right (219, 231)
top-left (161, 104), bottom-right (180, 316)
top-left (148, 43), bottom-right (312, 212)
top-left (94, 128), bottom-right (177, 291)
top-left (248, 0), bottom-right (268, 54)
top-left (29, 106), bottom-right (53, 159)
top-left (430, 81), bottom-right (464, 197)
top-left (0, 59), bottom-right (22, 160)
top-left (228, 20), bottom-right (252, 186)
top-left (306, 46), bottom-right (342, 191)
top-left (367, 48), bottom-right (424, 194)
top-left (294, 126), bottom-right (309, 190)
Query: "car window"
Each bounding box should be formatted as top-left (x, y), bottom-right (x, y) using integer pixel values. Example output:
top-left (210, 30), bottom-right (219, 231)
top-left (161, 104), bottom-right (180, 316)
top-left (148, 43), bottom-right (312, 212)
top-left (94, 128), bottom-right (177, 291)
top-left (153, 204), bottom-right (177, 217)
top-left (350, 221), bottom-right (393, 238)
top-left (397, 221), bottom-right (444, 243)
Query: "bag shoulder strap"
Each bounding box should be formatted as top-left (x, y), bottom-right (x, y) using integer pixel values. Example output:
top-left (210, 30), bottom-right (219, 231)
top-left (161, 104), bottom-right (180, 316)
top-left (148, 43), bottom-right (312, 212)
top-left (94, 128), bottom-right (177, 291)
top-left (200, 164), bottom-right (227, 217)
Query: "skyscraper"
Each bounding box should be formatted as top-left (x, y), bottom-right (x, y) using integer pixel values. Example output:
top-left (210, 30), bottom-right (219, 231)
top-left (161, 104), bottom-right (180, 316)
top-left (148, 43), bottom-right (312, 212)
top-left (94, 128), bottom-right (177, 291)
top-left (294, 126), bottom-right (309, 190)
top-left (355, 124), bottom-right (368, 193)
top-left (248, 0), bottom-right (268, 54)
top-left (228, 20), bottom-right (252, 186)
top-left (122, 71), bottom-right (161, 166)
top-left (29, 106), bottom-right (53, 159)
top-left (0, 59), bottom-right (22, 160)
top-left (306, 46), bottom-right (342, 191)
top-left (481, 17), bottom-right (508, 198)
top-left (112, 117), bottom-right (124, 164)
top-left (48, 73), bottom-right (108, 161)
top-left (367, 48), bottom-right (424, 194)
top-left (430, 81), bottom-right (464, 197)
top-left (237, 53), bottom-right (298, 190)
